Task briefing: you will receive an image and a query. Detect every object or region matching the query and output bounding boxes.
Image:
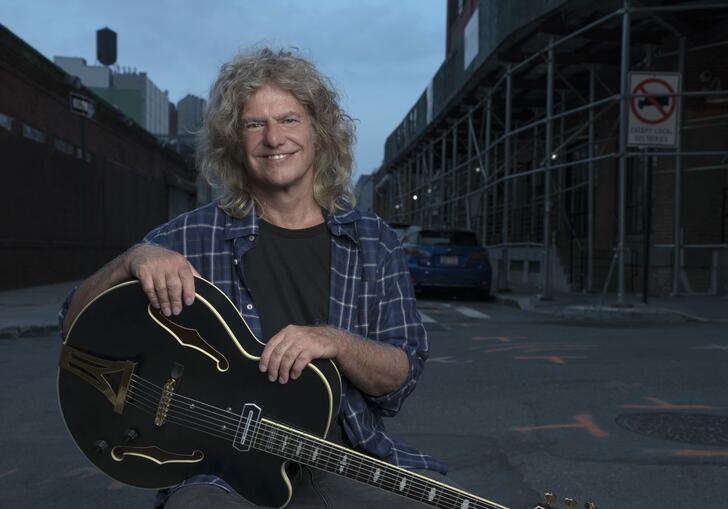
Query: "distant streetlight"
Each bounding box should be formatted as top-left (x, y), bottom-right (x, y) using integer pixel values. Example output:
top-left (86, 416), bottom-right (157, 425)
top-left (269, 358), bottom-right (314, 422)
top-left (412, 194), bottom-right (418, 201)
top-left (551, 153), bottom-right (558, 160)
top-left (474, 166), bottom-right (481, 173)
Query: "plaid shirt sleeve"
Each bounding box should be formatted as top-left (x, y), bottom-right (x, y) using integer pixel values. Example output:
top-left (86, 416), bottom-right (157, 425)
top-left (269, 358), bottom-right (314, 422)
top-left (361, 233), bottom-right (429, 417)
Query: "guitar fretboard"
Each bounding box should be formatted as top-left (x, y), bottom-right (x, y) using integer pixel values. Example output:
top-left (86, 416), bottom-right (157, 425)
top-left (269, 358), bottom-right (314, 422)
top-left (251, 418), bottom-right (507, 509)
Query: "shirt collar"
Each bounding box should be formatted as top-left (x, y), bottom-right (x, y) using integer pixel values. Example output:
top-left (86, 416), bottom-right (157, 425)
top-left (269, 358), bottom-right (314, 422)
top-left (221, 202), bottom-right (362, 242)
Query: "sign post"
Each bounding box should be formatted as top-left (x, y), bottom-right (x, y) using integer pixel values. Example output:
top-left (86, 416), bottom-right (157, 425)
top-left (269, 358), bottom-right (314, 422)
top-left (628, 72), bottom-right (681, 147)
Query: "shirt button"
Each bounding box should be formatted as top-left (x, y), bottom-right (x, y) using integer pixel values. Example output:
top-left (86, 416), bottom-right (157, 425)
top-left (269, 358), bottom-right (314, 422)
top-left (246, 304), bottom-right (253, 310)
top-left (248, 235), bottom-right (255, 241)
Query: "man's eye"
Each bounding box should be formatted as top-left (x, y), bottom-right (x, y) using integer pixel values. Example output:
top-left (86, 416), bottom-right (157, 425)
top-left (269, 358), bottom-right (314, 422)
top-left (283, 118), bottom-right (299, 125)
top-left (245, 122), bottom-right (263, 129)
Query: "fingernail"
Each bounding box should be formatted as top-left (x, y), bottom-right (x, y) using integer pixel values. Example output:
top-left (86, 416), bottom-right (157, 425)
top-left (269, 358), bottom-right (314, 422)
top-left (259, 364), bottom-right (266, 372)
top-left (163, 307), bottom-right (171, 316)
top-left (184, 296), bottom-right (194, 306)
top-left (173, 306), bottom-right (181, 315)
top-left (268, 375), bottom-right (276, 382)
top-left (278, 377), bottom-right (287, 384)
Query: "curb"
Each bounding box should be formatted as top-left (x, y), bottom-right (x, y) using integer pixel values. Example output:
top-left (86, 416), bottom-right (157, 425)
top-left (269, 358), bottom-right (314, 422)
top-left (555, 305), bottom-right (703, 323)
top-left (0, 324), bottom-right (58, 340)
top-left (493, 294), bottom-right (534, 311)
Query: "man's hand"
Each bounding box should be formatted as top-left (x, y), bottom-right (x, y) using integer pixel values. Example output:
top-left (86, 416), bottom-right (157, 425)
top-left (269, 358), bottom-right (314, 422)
top-left (259, 325), bottom-right (341, 384)
top-left (258, 325), bottom-right (409, 397)
top-left (126, 244), bottom-right (200, 317)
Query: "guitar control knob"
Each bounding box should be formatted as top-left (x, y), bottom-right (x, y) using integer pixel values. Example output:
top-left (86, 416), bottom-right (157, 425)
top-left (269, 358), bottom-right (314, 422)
top-left (93, 440), bottom-right (109, 454)
top-left (564, 498), bottom-right (577, 509)
top-left (123, 428), bottom-right (139, 443)
top-left (584, 503), bottom-right (598, 509)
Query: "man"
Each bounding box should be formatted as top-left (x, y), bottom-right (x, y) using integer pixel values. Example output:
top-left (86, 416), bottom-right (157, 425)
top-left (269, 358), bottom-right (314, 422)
top-left (60, 48), bottom-right (449, 508)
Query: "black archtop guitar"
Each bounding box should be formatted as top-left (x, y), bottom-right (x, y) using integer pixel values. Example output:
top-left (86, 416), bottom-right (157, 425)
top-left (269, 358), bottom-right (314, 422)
top-left (58, 277), bottom-right (594, 509)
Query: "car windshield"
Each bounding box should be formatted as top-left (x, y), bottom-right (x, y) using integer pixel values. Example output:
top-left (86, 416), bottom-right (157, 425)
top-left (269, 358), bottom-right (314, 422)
top-left (419, 230), bottom-right (477, 246)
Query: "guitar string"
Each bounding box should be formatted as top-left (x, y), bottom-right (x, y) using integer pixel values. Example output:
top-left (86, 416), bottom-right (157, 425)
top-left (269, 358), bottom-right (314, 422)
top-left (128, 375), bottom-right (495, 507)
top-left (126, 380), bottom-right (494, 509)
top-left (125, 379), bottom-right (495, 509)
top-left (126, 389), bottom-right (492, 509)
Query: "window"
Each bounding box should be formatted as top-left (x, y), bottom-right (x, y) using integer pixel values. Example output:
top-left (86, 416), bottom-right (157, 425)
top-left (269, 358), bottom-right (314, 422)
top-left (0, 112), bottom-right (12, 131)
top-left (22, 124), bottom-right (46, 143)
top-left (54, 138), bottom-right (75, 156)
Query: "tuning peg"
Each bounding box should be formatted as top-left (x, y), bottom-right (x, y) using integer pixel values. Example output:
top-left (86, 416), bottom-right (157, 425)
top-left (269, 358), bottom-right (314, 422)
top-left (584, 503), bottom-right (598, 509)
top-left (564, 498), bottom-right (577, 509)
top-left (543, 493), bottom-right (557, 506)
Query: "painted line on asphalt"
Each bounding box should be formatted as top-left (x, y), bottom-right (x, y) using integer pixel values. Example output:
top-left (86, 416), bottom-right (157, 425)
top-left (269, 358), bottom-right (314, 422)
top-left (454, 306), bottom-right (491, 319)
top-left (674, 449), bottom-right (728, 458)
top-left (620, 397), bottom-right (717, 411)
top-left (513, 355), bottom-right (586, 365)
top-left (418, 311), bottom-right (436, 323)
top-left (472, 335), bottom-right (527, 342)
top-left (427, 356), bottom-right (473, 364)
top-left (513, 414), bottom-right (608, 438)
top-left (691, 344), bottom-right (728, 351)
top-left (0, 468), bottom-right (18, 479)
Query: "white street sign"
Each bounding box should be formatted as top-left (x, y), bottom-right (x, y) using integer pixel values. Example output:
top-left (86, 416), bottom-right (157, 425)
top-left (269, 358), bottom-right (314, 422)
top-left (628, 72), bottom-right (681, 147)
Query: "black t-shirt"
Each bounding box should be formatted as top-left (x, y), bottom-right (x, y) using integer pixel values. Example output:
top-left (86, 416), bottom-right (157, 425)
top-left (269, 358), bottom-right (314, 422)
top-left (243, 218), bottom-right (330, 341)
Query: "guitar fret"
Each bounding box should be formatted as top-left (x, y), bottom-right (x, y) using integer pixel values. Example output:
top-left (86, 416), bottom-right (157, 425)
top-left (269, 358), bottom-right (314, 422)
top-left (254, 424), bottom-right (493, 509)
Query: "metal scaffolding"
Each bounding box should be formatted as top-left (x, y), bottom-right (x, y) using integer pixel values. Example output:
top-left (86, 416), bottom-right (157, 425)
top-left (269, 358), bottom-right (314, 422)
top-left (376, 1), bottom-right (728, 301)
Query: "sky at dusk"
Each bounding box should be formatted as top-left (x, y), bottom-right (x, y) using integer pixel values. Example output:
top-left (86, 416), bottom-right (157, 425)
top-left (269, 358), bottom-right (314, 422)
top-left (1, 0), bottom-right (446, 181)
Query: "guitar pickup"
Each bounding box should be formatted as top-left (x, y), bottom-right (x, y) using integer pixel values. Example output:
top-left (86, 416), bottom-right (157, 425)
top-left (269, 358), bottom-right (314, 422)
top-left (233, 404), bottom-right (261, 452)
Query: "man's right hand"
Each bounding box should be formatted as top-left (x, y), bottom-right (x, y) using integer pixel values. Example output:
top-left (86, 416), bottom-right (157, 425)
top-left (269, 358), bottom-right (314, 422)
top-left (126, 244), bottom-right (201, 317)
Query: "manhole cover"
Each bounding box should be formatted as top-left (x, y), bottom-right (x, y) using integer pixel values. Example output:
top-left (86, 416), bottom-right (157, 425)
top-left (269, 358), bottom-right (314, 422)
top-left (616, 413), bottom-right (728, 446)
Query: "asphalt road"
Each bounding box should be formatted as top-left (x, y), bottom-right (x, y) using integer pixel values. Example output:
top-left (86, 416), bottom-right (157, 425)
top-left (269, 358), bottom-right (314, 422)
top-left (1, 298), bottom-right (727, 509)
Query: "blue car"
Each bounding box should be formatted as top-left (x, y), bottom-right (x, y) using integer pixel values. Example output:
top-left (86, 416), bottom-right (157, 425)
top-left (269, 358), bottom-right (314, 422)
top-left (402, 227), bottom-right (491, 298)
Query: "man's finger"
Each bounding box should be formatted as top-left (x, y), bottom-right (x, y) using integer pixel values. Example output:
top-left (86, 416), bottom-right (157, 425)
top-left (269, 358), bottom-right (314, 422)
top-left (139, 273), bottom-right (160, 309)
top-left (276, 343), bottom-right (304, 384)
top-left (180, 265), bottom-right (196, 306)
top-left (166, 273), bottom-right (183, 315)
top-left (259, 331), bottom-right (284, 372)
top-left (152, 273), bottom-right (171, 316)
top-left (290, 352), bottom-right (312, 380)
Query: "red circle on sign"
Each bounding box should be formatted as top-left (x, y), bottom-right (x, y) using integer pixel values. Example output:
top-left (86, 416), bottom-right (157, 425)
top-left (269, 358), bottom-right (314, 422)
top-left (630, 78), bottom-right (676, 125)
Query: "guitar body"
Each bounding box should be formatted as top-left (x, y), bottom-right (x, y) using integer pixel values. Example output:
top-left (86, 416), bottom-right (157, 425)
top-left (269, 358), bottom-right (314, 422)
top-left (58, 278), bottom-right (342, 508)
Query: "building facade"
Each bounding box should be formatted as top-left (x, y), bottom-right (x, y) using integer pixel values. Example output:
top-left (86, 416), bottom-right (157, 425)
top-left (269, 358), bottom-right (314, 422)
top-left (54, 57), bottom-right (171, 136)
top-left (376, 0), bottom-right (728, 300)
top-left (0, 24), bottom-right (196, 289)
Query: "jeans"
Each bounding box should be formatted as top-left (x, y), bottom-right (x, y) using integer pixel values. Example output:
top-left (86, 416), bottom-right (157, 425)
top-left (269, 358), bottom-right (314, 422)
top-left (162, 467), bottom-right (459, 509)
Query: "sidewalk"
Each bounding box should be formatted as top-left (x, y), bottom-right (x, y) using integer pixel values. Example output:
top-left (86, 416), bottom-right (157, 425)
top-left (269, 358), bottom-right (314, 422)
top-left (493, 289), bottom-right (728, 323)
top-left (0, 281), bottom-right (78, 339)
top-left (0, 280), bottom-right (726, 339)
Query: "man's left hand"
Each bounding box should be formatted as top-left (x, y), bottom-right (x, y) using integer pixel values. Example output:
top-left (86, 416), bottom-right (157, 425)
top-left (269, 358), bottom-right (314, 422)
top-left (259, 325), bottom-right (344, 383)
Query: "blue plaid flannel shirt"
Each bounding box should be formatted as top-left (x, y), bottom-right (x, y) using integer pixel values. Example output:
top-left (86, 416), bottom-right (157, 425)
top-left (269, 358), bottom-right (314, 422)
top-left (60, 201), bottom-right (447, 502)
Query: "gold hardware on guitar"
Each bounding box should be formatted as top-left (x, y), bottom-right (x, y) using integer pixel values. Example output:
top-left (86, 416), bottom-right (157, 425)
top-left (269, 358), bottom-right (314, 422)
top-left (154, 378), bottom-right (176, 427)
top-left (564, 498), bottom-right (577, 509)
top-left (543, 493), bottom-right (557, 506)
top-left (59, 344), bottom-right (136, 414)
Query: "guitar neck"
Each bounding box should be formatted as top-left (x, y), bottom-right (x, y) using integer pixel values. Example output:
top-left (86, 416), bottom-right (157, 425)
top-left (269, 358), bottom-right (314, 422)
top-left (252, 418), bottom-right (509, 509)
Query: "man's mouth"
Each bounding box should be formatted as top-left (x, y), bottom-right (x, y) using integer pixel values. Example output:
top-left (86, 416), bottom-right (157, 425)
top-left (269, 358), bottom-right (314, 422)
top-left (260, 152), bottom-right (294, 160)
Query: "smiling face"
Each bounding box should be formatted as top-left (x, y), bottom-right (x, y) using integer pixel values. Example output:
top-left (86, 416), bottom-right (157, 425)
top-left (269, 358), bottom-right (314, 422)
top-left (240, 83), bottom-right (317, 198)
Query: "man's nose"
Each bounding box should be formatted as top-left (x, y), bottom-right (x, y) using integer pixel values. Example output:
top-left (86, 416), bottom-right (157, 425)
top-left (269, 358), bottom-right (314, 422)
top-left (263, 122), bottom-right (284, 147)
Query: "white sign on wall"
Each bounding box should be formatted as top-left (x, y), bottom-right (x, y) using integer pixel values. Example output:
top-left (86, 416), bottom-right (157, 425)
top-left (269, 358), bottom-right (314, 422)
top-left (628, 72), bottom-right (681, 147)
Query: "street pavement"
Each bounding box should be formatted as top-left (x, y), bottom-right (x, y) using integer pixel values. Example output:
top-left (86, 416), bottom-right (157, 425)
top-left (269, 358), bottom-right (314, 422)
top-left (0, 283), bottom-right (727, 508)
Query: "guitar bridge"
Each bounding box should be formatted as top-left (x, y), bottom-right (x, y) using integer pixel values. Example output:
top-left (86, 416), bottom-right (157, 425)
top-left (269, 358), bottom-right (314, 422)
top-left (59, 345), bottom-right (136, 414)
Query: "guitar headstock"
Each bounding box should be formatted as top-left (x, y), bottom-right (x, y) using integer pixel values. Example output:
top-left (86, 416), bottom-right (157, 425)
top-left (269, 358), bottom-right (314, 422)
top-left (531, 492), bottom-right (598, 509)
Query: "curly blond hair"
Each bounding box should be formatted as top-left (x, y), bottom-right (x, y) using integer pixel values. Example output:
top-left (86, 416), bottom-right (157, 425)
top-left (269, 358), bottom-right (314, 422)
top-left (197, 48), bottom-right (356, 217)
